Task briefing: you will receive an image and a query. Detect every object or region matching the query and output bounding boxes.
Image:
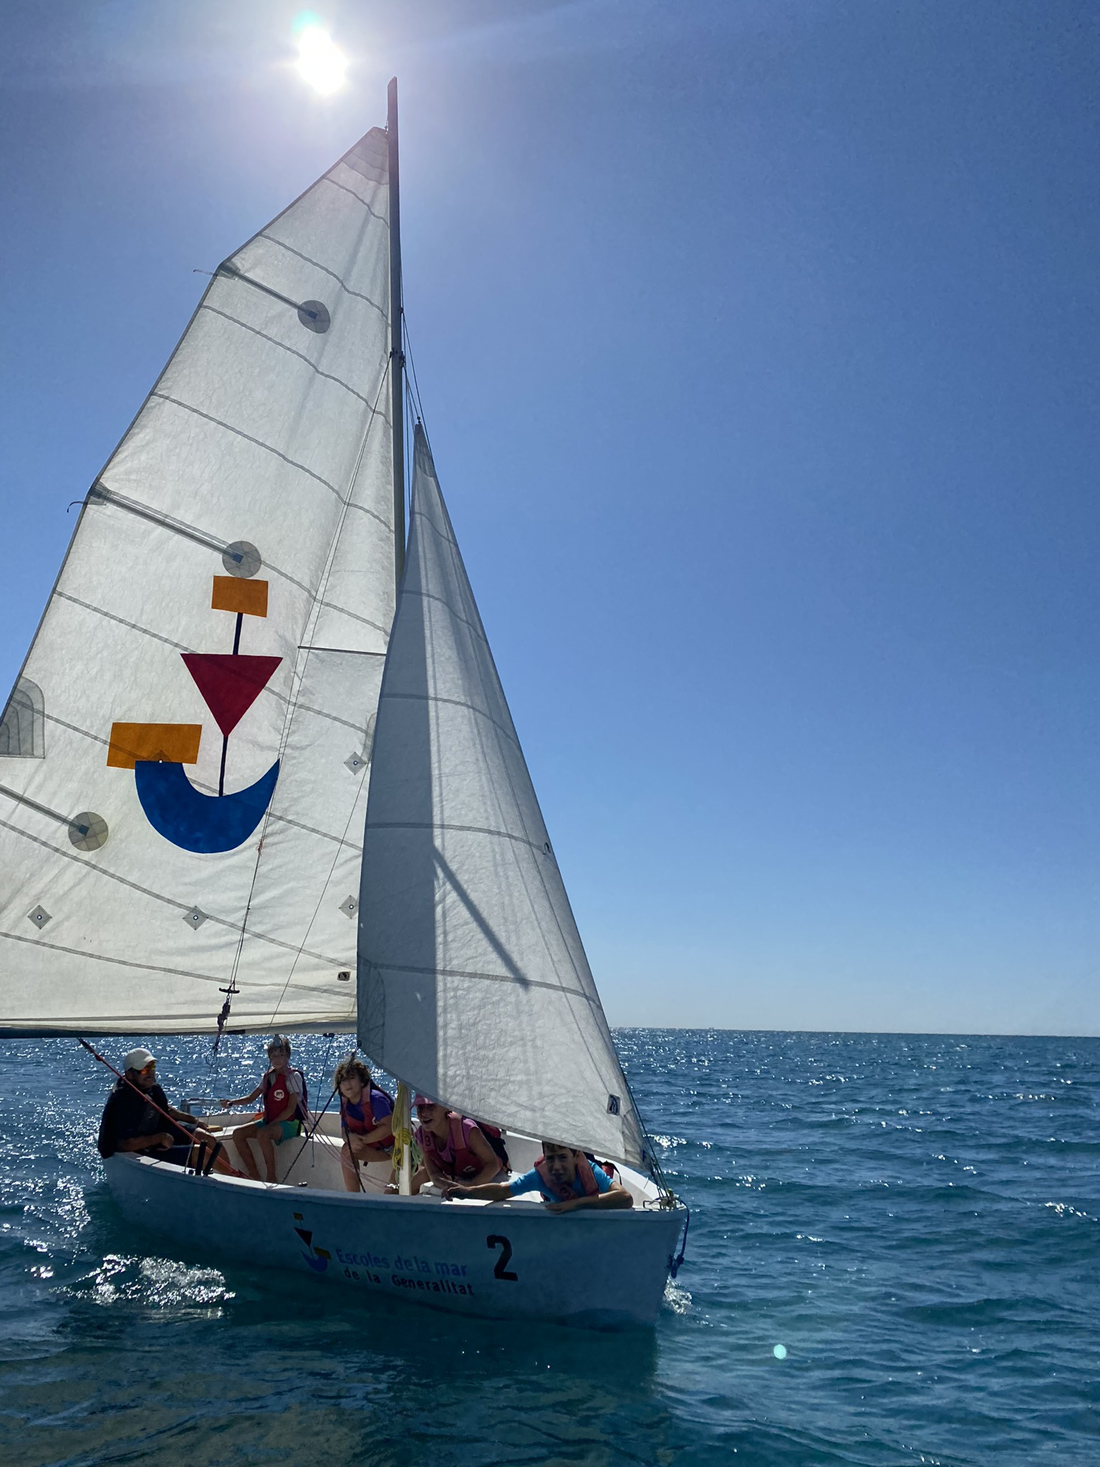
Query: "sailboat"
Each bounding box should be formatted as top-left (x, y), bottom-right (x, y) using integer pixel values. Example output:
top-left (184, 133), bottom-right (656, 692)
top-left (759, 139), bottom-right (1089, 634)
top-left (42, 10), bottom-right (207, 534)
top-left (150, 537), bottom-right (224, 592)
top-left (0, 82), bottom-right (686, 1327)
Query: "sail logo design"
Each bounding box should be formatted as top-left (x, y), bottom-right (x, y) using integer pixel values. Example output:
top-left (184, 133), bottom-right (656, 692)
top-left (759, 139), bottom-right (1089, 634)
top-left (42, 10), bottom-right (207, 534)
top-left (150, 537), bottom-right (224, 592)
top-left (107, 548), bottom-right (281, 853)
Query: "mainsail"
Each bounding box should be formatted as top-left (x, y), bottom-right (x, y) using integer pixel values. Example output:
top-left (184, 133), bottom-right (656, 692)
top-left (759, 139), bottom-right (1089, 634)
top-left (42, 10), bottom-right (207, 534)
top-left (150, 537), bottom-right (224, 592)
top-left (358, 428), bottom-right (647, 1165)
top-left (0, 128), bottom-right (395, 1034)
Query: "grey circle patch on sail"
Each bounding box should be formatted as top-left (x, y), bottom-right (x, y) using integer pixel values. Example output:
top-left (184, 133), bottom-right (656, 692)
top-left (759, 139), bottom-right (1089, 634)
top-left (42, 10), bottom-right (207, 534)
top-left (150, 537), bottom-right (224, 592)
top-left (69, 812), bottom-right (109, 852)
top-left (222, 541), bottom-right (262, 578)
top-left (297, 300), bottom-right (330, 333)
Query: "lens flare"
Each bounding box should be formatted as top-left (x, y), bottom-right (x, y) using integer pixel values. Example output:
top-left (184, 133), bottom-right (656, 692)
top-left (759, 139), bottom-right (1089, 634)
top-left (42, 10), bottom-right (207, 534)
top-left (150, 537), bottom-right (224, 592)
top-left (295, 23), bottom-right (347, 96)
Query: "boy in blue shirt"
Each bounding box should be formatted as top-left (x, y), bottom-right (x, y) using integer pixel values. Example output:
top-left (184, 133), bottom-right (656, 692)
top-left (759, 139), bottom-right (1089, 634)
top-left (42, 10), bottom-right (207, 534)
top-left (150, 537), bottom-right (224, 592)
top-left (445, 1140), bottom-right (633, 1213)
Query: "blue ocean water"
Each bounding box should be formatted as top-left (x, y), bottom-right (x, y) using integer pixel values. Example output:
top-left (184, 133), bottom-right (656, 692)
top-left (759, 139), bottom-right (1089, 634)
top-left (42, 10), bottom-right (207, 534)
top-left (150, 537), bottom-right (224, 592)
top-left (1, 1030), bottom-right (1098, 1466)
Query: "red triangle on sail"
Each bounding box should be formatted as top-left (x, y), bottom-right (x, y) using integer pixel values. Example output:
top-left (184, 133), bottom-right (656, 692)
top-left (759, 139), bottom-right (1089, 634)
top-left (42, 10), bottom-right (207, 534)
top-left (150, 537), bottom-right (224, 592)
top-left (181, 654), bottom-right (281, 737)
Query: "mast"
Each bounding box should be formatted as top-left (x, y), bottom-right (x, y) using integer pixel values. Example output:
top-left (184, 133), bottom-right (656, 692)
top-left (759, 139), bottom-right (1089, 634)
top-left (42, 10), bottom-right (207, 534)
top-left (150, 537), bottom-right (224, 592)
top-left (387, 77), bottom-right (406, 589)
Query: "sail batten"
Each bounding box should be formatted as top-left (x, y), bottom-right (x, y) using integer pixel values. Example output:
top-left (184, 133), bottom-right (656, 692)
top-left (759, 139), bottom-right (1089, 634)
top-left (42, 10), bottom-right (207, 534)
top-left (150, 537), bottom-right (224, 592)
top-left (0, 126), bottom-right (395, 1037)
top-left (358, 427), bottom-right (646, 1166)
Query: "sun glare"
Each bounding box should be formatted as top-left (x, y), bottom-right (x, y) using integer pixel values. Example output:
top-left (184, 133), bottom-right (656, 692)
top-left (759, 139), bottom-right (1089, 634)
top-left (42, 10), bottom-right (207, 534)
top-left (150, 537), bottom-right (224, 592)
top-left (295, 23), bottom-right (348, 96)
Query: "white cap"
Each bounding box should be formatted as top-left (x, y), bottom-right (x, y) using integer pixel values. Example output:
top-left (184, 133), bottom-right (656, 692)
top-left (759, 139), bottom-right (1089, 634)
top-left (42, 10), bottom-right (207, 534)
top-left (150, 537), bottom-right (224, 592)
top-left (123, 1047), bottom-right (156, 1072)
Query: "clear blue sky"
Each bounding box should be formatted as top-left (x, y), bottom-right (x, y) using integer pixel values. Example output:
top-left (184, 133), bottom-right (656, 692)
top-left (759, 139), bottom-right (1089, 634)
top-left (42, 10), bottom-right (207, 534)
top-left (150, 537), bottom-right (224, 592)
top-left (3, 1), bottom-right (1100, 1034)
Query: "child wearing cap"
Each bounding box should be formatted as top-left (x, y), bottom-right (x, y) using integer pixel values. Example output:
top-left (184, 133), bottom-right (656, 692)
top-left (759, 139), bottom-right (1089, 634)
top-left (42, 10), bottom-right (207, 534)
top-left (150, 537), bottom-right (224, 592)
top-left (411, 1096), bottom-right (508, 1194)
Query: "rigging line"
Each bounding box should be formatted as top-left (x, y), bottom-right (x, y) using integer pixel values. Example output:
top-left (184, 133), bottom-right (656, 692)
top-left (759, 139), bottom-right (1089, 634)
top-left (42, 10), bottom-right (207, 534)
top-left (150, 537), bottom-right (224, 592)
top-left (222, 360), bottom-right (391, 1032)
top-left (401, 314), bottom-right (429, 434)
top-left (284, 1080), bottom-right (340, 1184)
top-left (266, 763), bottom-right (368, 1031)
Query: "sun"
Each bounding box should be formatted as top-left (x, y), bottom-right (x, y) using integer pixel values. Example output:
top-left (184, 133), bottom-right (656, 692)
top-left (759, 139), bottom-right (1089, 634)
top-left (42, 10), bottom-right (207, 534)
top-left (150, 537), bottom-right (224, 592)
top-left (295, 23), bottom-right (348, 96)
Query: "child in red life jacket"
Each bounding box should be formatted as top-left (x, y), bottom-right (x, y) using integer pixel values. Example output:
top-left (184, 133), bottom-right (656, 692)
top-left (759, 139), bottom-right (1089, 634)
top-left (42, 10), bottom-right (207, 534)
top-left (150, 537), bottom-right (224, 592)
top-left (445, 1140), bottom-right (633, 1214)
top-left (411, 1096), bottom-right (508, 1194)
top-left (219, 1035), bottom-right (308, 1183)
top-left (334, 1055), bottom-right (394, 1192)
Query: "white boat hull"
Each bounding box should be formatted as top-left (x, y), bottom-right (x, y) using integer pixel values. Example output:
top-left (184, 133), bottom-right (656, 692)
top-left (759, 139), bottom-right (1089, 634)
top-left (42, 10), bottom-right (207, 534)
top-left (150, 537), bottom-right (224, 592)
top-left (103, 1143), bottom-right (685, 1329)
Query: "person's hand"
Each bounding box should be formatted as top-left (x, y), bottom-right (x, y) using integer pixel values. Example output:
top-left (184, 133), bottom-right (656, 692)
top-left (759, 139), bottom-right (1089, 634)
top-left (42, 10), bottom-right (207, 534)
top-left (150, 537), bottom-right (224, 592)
top-left (444, 1185), bottom-right (468, 1200)
top-left (218, 1098), bottom-right (234, 1108)
top-left (153, 1132), bottom-right (176, 1150)
top-left (545, 1198), bottom-right (579, 1214)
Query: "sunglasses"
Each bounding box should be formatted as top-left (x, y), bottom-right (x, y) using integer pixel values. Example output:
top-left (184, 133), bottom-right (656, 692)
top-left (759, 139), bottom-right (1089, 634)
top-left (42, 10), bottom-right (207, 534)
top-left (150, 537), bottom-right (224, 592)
top-left (139, 1062), bottom-right (156, 1075)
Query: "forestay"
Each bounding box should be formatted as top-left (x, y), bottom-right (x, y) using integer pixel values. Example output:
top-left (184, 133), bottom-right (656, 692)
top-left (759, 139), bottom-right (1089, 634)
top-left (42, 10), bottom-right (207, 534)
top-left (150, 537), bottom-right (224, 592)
top-left (358, 428), bottom-right (647, 1166)
top-left (0, 129), bottom-right (395, 1035)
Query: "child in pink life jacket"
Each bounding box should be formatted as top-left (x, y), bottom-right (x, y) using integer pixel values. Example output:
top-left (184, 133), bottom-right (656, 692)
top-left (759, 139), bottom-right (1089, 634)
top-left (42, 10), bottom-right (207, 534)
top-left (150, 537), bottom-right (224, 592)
top-left (334, 1055), bottom-right (394, 1191)
top-left (219, 1035), bottom-right (308, 1184)
top-left (445, 1140), bottom-right (634, 1213)
top-left (410, 1096), bottom-right (508, 1193)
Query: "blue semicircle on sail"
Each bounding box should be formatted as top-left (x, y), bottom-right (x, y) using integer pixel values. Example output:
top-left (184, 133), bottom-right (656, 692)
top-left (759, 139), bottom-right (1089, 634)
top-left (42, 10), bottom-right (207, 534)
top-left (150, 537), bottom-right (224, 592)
top-left (134, 759), bottom-right (279, 854)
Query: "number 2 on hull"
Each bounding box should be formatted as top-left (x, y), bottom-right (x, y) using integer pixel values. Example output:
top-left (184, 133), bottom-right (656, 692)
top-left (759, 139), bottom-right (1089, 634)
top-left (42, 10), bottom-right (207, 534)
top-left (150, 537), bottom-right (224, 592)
top-left (487, 1234), bottom-right (518, 1281)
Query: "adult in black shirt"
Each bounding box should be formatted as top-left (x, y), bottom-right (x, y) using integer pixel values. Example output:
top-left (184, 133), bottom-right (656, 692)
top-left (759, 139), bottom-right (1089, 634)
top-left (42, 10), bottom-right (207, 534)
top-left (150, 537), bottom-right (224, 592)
top-left (97, 1047), bottom-right (226, 1171)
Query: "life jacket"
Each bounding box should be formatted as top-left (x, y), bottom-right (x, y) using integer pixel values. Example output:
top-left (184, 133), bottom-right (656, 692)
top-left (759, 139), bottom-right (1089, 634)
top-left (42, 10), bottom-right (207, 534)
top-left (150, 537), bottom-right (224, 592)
top-left (585, 1151), bottom-right (618, 1182)
top-left (534, 1152), bottom-right (601, 1201)
top-left (478, 1121), bottom-right (510, 1171)
top-left (262, 1066), bottom-right (308, 1124)
top-left (340, 1085), bottom-right (394, 1150)
top-left (418, 1113), bottom-right (496, 1181)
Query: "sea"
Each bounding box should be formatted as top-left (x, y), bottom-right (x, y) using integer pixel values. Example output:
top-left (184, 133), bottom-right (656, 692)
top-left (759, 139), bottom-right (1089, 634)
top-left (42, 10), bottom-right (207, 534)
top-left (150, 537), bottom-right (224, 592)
top-left (1, 1029), bottom-right (1098, 1467)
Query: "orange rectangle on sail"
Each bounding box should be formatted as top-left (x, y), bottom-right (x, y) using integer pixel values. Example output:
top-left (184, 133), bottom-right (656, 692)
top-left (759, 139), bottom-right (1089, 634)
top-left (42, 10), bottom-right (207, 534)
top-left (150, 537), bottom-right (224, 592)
top-left (107, 723), bottom-right (202, 769)
top-left (211, 576), bottom-right (268, 617)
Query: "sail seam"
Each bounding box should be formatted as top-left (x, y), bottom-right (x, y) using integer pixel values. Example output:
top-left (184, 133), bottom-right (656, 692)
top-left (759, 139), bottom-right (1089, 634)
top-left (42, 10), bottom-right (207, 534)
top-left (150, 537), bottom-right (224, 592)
top-left (402, 588), bottom-right (488, 644)
top-left (382, 690), bottom-right (519, 746)
top-left (411, 506), bottom-right (459, 549)
top-left (0, 932), bottom-right (348, 1005)
top-left (200, 304), bottom-right (383, 410)
top-left (259, 230), bottom-right (387, 312)
top-left (150, 392), bottom-right (350, 507)
top-left (368, 820), bottom-right (546, 853)
top-left (62, 577), bottom-right (387, 674)
top-left (55, 591), bottom-right (193, 653)
top-left (261, 803), bottom-right (363, 850)
top-left (314, 598), bottom-right (390, 637)
top-left (297, 646), bottom-right (386, 656)
top-left (41, 711), bottom-right (110, 748)
top-left (320, 173), bottom-right (388, 223)
top-left (370, 959), bottom-right (599, 1004)
top-left (0, 815), bottom-right (347, 967)
top-left (0, 926), bottom-right (225, 984)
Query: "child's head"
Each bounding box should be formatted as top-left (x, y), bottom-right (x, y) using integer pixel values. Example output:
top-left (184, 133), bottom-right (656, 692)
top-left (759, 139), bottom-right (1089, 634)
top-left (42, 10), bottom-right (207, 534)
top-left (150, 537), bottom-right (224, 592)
top-left (333, 1054), bottom-right (371, 1100)
top-left (414, 1096), bottom-right (447, 1133)
top-left (541, 1141), bottom-right (579, 1189)
top-left (267, 1035), bottom-right (292, 1071)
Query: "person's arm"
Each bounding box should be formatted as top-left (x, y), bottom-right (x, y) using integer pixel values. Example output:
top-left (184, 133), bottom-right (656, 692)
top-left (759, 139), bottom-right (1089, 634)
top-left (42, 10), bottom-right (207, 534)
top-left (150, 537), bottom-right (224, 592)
top-left (463, 1126), bottom-right (505, 1187)
top-left (545, 1181), bottom-right (634, 1214)
top-left (421, 1149), bottom-right (451, 1187)
top-left (444, 1180), bottom-right (514, 1202)
top-left (361, 1112), bottom-right (393, 1147)
top-left (218, 1082), bottom-right (264, 1107)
